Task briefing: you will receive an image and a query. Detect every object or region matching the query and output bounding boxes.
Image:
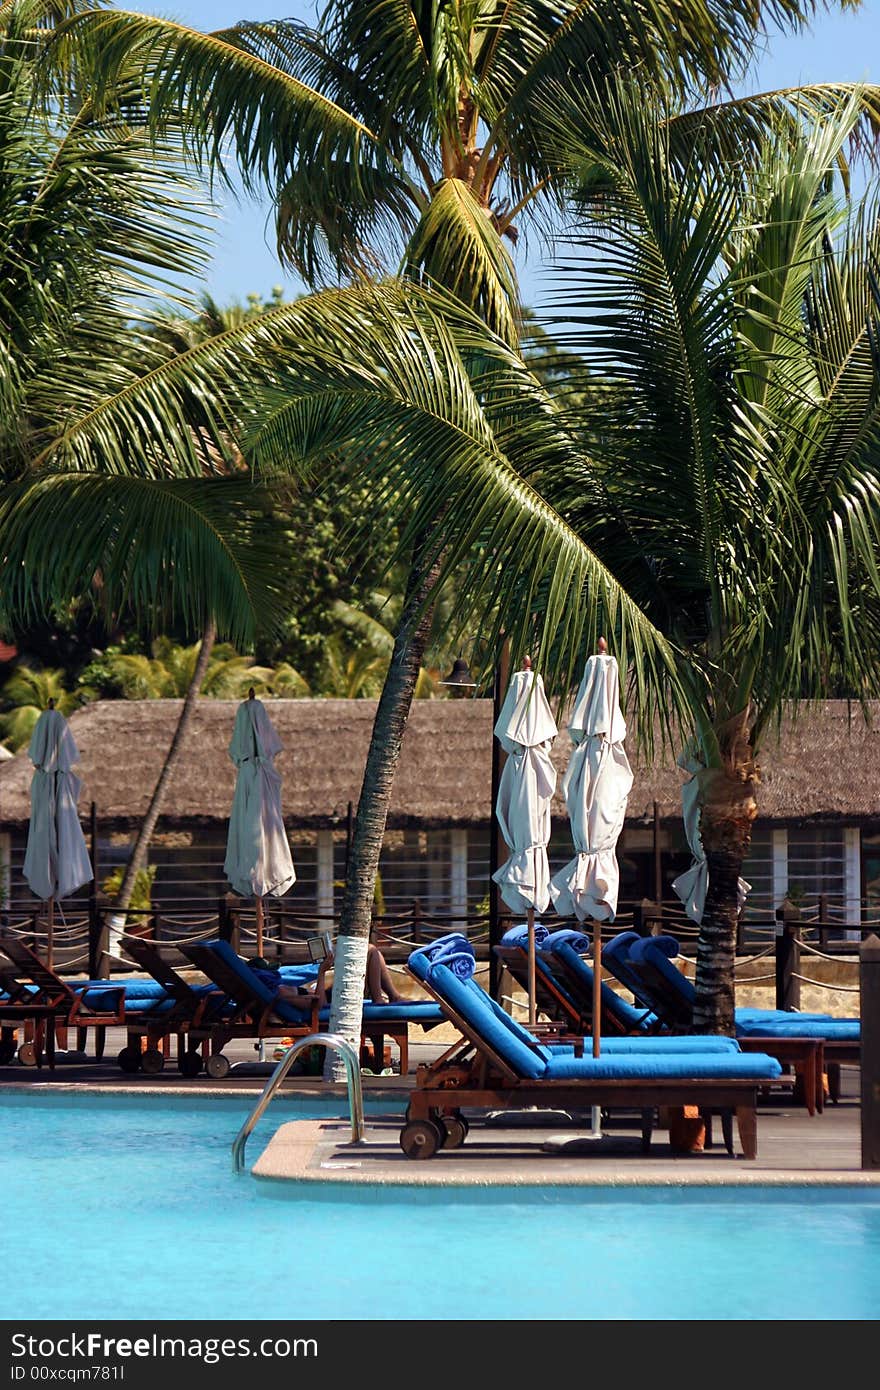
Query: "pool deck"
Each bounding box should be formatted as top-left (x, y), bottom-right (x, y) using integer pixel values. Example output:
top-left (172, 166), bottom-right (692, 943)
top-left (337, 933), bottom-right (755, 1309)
top-left (3, 1034), bottom-right (879, 1187)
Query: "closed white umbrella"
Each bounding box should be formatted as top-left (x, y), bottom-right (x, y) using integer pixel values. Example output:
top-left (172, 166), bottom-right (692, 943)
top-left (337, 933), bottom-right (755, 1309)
top-left (492, 657), bottom-right (558, 1024)
top-left (550, 639), bottom-right (633, 1064)
top-left (23, 702), bottom-right (93, 968)
top-left (672, 745), bottom-right (750, 923)
top-left (224, 690), bottom-right (295, 955)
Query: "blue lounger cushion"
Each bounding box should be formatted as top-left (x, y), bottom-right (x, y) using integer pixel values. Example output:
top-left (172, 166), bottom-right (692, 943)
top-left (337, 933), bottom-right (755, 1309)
top-left (409, 952), bottom-right (546, 1076)
top-left (545, 938), bottom-right (660, 1032)
top-left (412, 954), bottom-right (782, 1082)
top-left (544, 1036), bottom-right (742, 1054)
top-left (627, 937), bottom-right (860, 1040)
top-left (316, 1001), bottom-right (444, 1023)
top-left (544, 1051), bottom-right (782, 1081)
top-left (71, 978), bottom-right (168, 1000)
top-left (600, 930), bottom-right (648, 999)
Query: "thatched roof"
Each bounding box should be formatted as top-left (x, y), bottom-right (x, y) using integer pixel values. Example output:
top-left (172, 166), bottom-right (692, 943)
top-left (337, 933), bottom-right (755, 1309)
top-left (0, 697), bottom-right (878, 830)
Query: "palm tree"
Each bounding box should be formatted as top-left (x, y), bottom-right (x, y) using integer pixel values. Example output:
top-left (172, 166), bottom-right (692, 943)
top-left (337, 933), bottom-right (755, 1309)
top-left (45, 0), bottom-right (876, 1049)
top-left (0, 1), bottom-right (288, 942)
top-left (534, 82), bottom-right (880, 1031)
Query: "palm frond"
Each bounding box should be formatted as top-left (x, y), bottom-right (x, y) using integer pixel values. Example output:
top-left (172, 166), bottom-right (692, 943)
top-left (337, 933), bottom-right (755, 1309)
top-left (41, 8), bottom-right (404, 283)
top-left (0, 473), bottom-right (287, 645)
top-left (402, 177), bottom-right (520, 343)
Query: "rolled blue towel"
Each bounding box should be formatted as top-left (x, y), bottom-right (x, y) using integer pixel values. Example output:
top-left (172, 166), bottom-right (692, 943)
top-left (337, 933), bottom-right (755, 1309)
top-left (501, 922), bottom-right (550, 949)
top-left (539, 928), bottom-right (592, 954)
top-left (629, 935), bottom-right (680, 961)
top-left (409, 932), bottom-right (476, 980)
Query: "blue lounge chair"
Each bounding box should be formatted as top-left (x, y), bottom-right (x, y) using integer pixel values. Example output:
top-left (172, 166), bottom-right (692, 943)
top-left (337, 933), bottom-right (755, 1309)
top-left (606, 932), bottom-right (860, 1108)
top-left (180, 939), bottom-right (444, 1076)
top-left (401, 936), bottom-right (782, 1159)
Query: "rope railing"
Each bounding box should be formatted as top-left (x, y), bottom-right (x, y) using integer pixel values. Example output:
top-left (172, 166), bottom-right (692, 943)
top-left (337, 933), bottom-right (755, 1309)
top-left (790, 972), bottom-right (861, 993)
top-left (734, 943), bottom-right (775, 966)
top-left (799, 938), bottom-right (860, 964)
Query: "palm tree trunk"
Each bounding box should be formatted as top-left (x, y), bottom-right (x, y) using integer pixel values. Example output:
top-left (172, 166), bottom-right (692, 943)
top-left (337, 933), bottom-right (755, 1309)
top-left (692, 766), bottom-right (758, 1034)
top-left (106, 618), bottom-right (216, 958)
top-left (325, 544), bottom-right (441, 1078)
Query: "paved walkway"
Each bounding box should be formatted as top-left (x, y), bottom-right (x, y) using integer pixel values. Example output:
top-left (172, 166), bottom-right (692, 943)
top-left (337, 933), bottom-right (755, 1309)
top-left (3, 1033), bottom-right (877, 1187)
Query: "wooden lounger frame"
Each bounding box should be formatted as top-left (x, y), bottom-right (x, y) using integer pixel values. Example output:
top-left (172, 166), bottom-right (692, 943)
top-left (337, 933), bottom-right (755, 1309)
top-left (0, 936), bottom-right (130, 1068)
top-left (404, 965), bottom-right (764, 1159)
top-left (628, 951), bottom-right (858, 1110)
top-left (180, 942), bottom-right (436, 1076)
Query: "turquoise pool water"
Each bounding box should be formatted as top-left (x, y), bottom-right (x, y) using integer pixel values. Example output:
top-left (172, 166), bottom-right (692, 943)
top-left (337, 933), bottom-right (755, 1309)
top-left (4, 1092), bottom-right (880, 1320)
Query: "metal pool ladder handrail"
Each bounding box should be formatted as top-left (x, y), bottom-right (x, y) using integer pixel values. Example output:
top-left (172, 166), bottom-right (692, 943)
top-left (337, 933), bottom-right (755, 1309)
top-left (232, 1032), bottom-right (365, 1174)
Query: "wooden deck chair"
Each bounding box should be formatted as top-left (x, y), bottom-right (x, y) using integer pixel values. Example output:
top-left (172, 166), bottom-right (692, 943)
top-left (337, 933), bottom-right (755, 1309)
top-left (0, 936), bottom-right (129, 1068)
top-left (110, 935), bottom-right (232, 1077)
top-left (397, 941), bottom-right (783, 1160)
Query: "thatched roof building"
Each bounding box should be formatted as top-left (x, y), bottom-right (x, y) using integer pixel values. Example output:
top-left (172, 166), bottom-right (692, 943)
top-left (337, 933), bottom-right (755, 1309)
top-left (1, 697), bottom-right (878, 831)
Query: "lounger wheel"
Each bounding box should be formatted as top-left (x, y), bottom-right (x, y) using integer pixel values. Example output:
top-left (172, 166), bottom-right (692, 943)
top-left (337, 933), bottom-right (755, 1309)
top-left (0, 1036), bottom-right (17, 1065)
top-left (438, 1115), bottom-right (468, 1149)
top-left (179, 1049), bottom-right (203, 1078)
top-left (17, 1042), bottom-right (37, 1067)
top-left (205, 1053), bottom-right (231, 1079)
top-left (400, 1119), bottom-right (442, 1160)
top-left (140, 1048), bottom-right (165, 1075)
top-left (117, 1046), bottom-right (142, 1074)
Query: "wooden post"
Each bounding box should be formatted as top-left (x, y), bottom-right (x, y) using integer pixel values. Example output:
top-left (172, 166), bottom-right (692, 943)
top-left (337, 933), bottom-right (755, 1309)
top-left (46, 895), bottom-right (54, 971)
top-left (89, 904), bottom-right (109, 980)
top-left (653, 801), bottom-right (662, 904)
top-left (775, 897), bottom-right (801, 1011)
top-left (860, 934), bottom-right (880, 1170)
top-left (488, 638), bottom-right (511, 1000)
top-left (255, 895), bottom-right (264, 956)
top-left (345, 801), bottom-right (354, 875)
top-left (412, 896), bottom-right (423, 945)
top-left (219, 895), bottom-right (241, 952)
top-left (87, 804), bottom-right (103, 978)
top-left (818, 892), bottom-right (829, 949)
top-left (89, 801), bottom-right (99, 911)
top-left (639, 895), bottom-right (658, 939)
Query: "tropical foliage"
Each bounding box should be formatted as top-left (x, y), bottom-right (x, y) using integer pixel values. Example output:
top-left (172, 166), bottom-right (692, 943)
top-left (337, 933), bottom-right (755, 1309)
top-left (0, 664), bottom-right (87, 750)
top-left (534, 82), bottom-right (880, 1028)
top-left (0, 0), bottom-right (286, 650)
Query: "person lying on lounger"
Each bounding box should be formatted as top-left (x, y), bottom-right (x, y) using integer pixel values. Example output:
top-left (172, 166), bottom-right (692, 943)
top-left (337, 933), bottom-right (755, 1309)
top-left (246, 943), bottom-right (405, 1010)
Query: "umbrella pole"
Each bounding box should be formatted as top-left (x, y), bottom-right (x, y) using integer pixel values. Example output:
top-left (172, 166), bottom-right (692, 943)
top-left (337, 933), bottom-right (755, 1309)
top-left (47, 896), bottom-right (54, 972)
top-left (527, 907), bottom-right (537, 1026)
top-left (255, 895), bottom-right (264, 957)
top-left (592, 917), bottom-right (602, 1059)
top-left (590, 915), bottom-right (602, 1139)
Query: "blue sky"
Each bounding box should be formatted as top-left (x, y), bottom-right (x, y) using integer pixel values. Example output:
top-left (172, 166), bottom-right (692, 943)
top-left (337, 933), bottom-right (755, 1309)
top-left (134, 0), bottom-right (879, 311)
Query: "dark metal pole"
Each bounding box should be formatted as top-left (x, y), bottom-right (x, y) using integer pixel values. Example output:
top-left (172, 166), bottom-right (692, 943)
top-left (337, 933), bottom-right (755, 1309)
top-left (87, 802), bottom-right (103, 979)
top-left (653, 799), bottom-right (662, 905)
top-left (345, 801), bottom-right (354, 876)
top-left (775, 897), bottom-right (801, 1011)
top-left (488, 638), bottom-right (511, 1000)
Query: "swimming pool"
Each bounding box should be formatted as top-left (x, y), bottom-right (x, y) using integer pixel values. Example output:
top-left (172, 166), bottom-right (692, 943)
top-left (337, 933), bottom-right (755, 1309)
top-left (5, 1092), bottom-right (880, 1320)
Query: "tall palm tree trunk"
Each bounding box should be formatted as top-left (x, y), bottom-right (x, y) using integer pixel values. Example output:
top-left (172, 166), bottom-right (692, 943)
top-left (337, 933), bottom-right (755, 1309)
top-left (692, 766), bottom-right (758, 1034)
top-left (325, 545), bottom-right (440, 1078)
top-left (105, 618), bottom-right (216, 960)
